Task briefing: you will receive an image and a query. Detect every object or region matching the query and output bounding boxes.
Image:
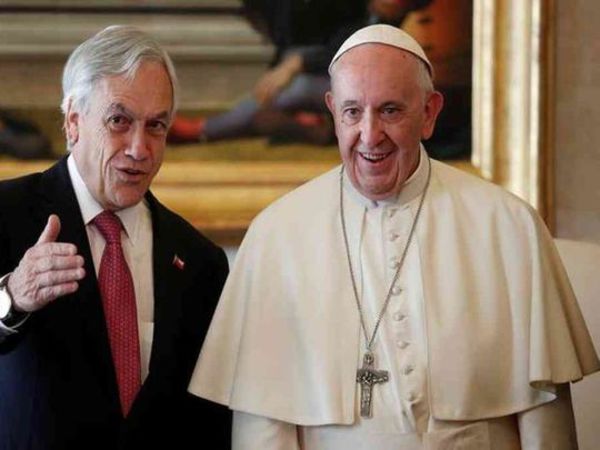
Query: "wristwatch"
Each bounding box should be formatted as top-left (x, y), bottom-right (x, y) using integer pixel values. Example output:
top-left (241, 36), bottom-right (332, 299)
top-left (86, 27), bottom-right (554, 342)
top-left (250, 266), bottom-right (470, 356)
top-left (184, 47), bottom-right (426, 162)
top-left (0, 273), bottom-right (14, 321)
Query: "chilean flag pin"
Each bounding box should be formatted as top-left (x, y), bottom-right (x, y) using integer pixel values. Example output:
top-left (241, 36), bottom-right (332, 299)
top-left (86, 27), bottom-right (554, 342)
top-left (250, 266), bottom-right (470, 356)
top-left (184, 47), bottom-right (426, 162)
top-left (172, 254), bottom-right (185, 270)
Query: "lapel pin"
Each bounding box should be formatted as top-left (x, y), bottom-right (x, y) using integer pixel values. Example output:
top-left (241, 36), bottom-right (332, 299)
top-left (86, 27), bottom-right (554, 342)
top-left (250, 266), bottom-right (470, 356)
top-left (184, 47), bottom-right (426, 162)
top-left (172, 254), bottom-right (185, 270)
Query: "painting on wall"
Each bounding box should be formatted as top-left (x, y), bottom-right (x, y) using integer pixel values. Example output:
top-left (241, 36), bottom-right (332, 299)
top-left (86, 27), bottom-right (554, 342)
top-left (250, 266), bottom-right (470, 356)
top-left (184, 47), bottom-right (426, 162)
top-left (403, 0), bottom-right (473, 160)
top-left (166, 0), bottom-right (474, 163)
top-left (0, 0), bottom-right (551, 242)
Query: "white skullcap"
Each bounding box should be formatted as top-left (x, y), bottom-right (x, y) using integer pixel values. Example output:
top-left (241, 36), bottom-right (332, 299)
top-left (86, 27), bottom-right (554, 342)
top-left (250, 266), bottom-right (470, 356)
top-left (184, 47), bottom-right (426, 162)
top-left (328, 24), bottom-right (433, 77)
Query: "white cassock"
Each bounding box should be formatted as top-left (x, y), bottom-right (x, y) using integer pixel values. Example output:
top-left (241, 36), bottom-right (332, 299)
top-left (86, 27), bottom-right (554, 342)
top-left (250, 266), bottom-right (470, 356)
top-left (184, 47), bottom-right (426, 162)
top-left (189, 147), bottom-right (600, 449)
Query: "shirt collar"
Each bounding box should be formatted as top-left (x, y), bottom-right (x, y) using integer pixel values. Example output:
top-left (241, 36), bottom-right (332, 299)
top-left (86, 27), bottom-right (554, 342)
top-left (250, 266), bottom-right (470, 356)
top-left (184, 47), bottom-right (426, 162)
top-left (343, 145), bottom-right (430, 209)
top-left (67, 155), bottom-right (147, 244)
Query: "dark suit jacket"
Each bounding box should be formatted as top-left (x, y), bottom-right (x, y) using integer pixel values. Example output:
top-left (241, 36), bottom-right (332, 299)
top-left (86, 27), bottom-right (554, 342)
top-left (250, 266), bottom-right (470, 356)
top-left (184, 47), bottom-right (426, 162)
top-left (0, 158), bottom-right (231, 450)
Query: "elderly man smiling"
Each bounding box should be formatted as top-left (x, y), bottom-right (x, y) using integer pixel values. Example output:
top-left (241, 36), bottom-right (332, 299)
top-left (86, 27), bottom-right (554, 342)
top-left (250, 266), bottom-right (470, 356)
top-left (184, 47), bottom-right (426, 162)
top-left (189, 25), bottom-right (599, 450)
top-left (0, 26), bottom-right (230, 450)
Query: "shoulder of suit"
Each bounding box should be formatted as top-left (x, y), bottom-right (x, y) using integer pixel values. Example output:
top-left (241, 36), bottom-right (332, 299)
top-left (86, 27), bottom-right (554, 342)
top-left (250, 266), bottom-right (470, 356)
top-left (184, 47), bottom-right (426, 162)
top-left (149, 195), bottom-right (225, 256)
top-left (0, 171), bottom-right (43, 208)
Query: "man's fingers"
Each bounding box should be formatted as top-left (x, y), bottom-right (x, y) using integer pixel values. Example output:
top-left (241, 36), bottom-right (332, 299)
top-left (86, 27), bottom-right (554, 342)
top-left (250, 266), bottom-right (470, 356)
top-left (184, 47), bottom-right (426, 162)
top-left (9, 216), bottom-right (82, 312)
top-left (36, 214), bottom-right (61, 245)
top-left (27, 242), bottom-right (78, 259)
top-left (36, 255), bottom-right (84, 273)
top-left (36, 282), bottom-right (80, 305)
top-left (37, 268), bottom-right (86, 289)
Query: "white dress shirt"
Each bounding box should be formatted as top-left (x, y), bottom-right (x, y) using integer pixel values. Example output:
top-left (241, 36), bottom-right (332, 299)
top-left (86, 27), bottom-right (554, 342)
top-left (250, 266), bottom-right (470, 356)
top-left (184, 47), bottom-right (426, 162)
top-left (67, 155), bottom-right (154, 381)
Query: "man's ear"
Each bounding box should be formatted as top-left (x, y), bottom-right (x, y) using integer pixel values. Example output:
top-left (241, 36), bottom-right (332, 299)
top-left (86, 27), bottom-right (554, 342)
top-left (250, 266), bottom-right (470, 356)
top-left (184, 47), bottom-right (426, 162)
top-left (64, 98), bottom-right (80, 147)
top-left (325, 91), bottom-right (335, 116)
top-left (421, 90), bottom-right (444, 141)
top-left (324, 91), bottom-right (340, 138)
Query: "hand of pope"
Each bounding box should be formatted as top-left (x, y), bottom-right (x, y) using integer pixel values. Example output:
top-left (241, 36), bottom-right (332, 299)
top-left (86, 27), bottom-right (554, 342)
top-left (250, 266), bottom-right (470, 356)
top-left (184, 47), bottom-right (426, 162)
top-left (8, 215), bottom-right (85, 313)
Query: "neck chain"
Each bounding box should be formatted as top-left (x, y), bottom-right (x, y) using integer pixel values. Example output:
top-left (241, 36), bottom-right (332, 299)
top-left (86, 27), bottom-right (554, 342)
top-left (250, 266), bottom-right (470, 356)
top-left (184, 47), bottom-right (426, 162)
top-left (339, 157), bottom-right (432, 417)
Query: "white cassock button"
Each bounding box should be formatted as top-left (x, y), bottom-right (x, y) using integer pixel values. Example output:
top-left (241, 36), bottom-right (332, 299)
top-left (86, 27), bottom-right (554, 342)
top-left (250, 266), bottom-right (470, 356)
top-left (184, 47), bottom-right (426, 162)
top-left (391, 285), bottom-right (402, 295)
top-left (389, 258), bottom-right (400, 269)
top-left (393, 312), bottom-right (406, 321)
top-left (388, 231), bottom-right (400, 242)
top-left (397, 340), bottom-right (410, 349)
top-left (387, 208), bottom-right (398, 218)
top-left (404, 365), bottom-right (414, 375)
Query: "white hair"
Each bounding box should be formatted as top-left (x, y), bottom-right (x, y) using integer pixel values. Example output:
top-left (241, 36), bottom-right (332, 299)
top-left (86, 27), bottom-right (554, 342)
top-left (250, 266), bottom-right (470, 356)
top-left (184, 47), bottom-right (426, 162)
top-left (415, 57), bottom-right (434, 95)
top-left (61, 25), bottom-right (178, 117)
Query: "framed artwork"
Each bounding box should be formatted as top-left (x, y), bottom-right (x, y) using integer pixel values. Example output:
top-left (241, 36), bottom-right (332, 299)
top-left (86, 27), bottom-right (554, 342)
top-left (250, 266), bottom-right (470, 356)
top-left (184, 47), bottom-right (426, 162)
top-left (0, 0), bottom-right (554, 244)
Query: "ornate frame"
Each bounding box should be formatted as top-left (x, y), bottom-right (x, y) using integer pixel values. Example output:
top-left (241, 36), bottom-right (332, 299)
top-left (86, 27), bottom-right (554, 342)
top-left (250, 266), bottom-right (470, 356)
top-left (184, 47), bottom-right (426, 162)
top-left (472, 0), bottom-right (555, 227)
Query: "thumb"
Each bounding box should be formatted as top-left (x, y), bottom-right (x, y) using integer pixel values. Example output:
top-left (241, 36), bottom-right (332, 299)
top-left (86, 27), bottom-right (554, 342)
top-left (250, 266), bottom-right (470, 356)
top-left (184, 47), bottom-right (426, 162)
top-left (36, 214), bottom-right (61, 244)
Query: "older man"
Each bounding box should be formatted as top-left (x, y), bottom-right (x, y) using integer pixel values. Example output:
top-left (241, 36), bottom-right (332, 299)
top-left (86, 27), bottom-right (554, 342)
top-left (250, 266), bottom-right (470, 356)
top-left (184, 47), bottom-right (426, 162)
top-left (0, 26), bottom-right (230, 450)
top-left (189, 25), bottom-right (599, 449)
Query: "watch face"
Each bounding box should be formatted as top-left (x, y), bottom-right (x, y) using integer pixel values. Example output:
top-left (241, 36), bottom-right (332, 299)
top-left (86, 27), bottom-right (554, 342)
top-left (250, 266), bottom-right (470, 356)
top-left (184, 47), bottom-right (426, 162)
top-left (0, 288), bottom-right (11, 319)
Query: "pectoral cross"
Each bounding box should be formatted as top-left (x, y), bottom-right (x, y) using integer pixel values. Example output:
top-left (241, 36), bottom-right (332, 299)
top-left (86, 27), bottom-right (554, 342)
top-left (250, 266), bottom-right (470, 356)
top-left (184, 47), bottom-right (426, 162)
top-left (356, 351), bottom-right (389, 418)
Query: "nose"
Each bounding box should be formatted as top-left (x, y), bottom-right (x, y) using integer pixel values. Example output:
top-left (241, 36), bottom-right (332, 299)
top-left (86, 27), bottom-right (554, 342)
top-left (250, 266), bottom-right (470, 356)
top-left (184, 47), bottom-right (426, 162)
top-left (359, 110), bottom-right (385, 148)
top-left (126, 123), bottom-right (150, 160)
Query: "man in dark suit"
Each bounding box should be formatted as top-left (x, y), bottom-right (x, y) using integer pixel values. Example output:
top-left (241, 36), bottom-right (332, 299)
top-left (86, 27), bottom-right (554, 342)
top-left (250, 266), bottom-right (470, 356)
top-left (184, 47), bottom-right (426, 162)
top-left (0, 25), bottom-right (231, 450)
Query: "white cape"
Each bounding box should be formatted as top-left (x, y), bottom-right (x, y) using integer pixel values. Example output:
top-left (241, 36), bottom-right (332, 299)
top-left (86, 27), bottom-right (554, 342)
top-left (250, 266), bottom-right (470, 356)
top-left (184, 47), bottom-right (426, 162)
top-left (189, 158), bottom-right (599, 425)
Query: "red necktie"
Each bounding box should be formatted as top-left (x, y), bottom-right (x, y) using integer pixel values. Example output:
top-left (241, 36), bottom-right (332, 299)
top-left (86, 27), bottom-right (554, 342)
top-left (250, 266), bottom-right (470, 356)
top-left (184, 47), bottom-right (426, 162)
top-left (93, 210), bottom-right (141, 417)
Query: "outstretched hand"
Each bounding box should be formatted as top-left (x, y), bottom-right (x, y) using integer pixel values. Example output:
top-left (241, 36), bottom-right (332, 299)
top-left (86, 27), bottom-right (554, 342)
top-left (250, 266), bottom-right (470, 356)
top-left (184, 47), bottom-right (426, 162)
top-left (7, 215), bottom-right (85, 313)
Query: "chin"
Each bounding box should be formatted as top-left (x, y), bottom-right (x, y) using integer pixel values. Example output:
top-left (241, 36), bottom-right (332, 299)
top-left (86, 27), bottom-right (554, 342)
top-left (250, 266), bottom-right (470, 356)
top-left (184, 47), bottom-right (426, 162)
top-left (111, 192), bottom-right (145, 210)
top-left (365, 190), bottom-right (394, 201)
top-left (357, 185), bottom-right (388, 201)
top-left (359, 178), bottom-right (397, 198)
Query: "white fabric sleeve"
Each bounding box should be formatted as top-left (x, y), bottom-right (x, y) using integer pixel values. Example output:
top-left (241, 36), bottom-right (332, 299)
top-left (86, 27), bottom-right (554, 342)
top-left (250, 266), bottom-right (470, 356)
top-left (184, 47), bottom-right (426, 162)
top-left (518, 383), bottom-right (578, 449)
top-left (232, 411), bottom-right (300, 450)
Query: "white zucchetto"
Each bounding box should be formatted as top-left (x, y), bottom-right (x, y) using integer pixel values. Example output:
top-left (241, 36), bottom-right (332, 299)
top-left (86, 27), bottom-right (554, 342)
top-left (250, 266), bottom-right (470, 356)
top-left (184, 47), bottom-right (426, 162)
top-left (328, 24), bottom-right (433, 77)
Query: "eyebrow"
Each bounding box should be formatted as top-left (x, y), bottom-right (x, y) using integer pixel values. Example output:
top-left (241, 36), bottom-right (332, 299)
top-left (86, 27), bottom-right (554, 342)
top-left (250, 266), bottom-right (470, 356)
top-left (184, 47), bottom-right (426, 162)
top-left (381, 101), bottom-right (404, 109)
top-left (105, 103), bottom-right (171, 122)
top-left (340, 100), bottom-right (360, 108)
top-left (339, 100), bottom-right (406, 110)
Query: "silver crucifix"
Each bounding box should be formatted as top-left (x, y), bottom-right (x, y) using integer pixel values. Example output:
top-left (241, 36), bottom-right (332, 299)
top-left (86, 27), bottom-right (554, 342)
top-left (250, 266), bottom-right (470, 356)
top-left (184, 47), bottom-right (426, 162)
top-left (356, 352), bottom-right (389, 418)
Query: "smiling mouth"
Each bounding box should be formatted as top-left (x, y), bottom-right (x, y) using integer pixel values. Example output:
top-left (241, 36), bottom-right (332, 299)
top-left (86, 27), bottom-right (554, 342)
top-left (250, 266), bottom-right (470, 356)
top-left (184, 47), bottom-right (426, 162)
top-left (115, 167), bottom-right (148, 181)
top-left (359, 152), bottom-right (392, 163)
top-left (119, 168), bottom-right (146, 176)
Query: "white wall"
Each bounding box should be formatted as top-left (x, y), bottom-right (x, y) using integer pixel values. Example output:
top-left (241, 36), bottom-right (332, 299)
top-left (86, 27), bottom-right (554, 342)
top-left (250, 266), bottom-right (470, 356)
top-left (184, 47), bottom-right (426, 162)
top-left (554, 0), bottom-right (600, 243)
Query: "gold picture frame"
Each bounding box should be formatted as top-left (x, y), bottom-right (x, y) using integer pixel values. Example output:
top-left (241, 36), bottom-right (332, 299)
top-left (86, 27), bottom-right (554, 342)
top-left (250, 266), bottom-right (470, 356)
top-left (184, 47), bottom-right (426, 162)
top-left (472, 0), bottom-right (555, 228)
top-left (0, 0), bottom-right (555, 245)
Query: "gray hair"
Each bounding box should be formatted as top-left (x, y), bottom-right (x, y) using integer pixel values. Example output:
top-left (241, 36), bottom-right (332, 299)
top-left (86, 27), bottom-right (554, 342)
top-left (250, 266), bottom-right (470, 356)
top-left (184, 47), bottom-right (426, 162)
top-left (61, 25), bottom-right (178, 117)
top-left (415, 57), bottom-right (434, 95)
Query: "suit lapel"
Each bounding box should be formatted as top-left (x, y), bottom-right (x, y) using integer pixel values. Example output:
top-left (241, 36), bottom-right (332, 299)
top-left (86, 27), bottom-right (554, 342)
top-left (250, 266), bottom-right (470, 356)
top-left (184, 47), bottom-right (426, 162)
top-left (145, 192), bottom-right (187, 373)
top-left (39, 158), bottom-right (120, 412)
